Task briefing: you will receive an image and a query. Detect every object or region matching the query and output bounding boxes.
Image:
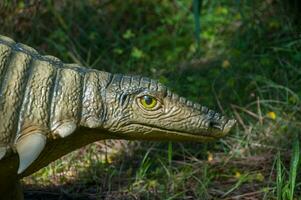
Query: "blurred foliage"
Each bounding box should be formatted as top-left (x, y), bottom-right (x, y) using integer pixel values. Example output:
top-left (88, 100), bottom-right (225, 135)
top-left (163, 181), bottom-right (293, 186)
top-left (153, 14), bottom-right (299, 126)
top-left (0, 0), bottom-right (301, 199)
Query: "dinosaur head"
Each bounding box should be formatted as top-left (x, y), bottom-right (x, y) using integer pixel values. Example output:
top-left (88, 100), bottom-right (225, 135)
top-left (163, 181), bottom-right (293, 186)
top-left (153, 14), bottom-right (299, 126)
top-left (102, 74), bottom-right (236, 142)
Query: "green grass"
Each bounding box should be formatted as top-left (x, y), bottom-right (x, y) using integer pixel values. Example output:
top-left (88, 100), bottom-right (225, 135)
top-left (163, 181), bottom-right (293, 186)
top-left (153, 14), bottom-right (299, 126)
top-left (0, 0), bottom-right (301, 199)
top-left (274, 134), bottom-right (300, 200)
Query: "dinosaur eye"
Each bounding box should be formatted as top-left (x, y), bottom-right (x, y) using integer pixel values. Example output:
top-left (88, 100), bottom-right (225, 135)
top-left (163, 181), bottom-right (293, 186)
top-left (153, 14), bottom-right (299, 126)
top-left (139, 95), bottom-right (158, 110)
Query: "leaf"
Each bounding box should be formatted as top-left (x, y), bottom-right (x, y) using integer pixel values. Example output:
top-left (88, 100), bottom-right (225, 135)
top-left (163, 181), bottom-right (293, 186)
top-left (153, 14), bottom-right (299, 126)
top-left (222, 60), bottom-right (231, 68)
top-left (131, 47), bottom-right (144, 59)
top-left (123, 29), bottom-right (135, 39)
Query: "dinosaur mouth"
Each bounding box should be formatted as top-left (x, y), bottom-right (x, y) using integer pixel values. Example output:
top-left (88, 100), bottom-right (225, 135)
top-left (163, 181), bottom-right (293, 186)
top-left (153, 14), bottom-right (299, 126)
top-left (123, 119), bottom-right (235, 142)
top-left (122, 124), bottom-right (217, 142)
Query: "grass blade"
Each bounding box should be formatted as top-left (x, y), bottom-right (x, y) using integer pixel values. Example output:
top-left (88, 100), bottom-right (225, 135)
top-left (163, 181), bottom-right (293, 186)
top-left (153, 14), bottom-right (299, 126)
top-left (168, 141), bottom-right (173, 166)
top-left (288, 133), bottom-right (300, 200)
top-left (276, 151), bottom-right (283, 200)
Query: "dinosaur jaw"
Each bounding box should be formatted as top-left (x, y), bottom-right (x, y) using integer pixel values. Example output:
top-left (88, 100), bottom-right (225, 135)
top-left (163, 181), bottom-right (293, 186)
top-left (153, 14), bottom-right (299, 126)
top-left (114, 119), bottom-right (236, 142)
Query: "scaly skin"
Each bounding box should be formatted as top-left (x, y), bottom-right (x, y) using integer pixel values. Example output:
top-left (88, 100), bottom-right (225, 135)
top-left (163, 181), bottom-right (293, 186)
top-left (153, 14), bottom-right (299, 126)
top-left (0, 35), bottom-right (236, 200)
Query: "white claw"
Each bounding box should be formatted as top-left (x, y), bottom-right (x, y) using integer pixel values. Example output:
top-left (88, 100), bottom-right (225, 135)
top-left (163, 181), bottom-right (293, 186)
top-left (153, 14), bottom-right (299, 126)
top-left (0, 147), bottom-right (6, 160)
top-left (54, 122), bottom-right (76, 138)
top-left (16, 133), bottom-right (46, 174)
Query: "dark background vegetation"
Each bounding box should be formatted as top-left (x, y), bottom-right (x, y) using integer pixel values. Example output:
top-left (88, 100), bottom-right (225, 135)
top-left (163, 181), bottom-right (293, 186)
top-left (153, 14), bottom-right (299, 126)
top-left (0, 0), bottom-right (301, 199)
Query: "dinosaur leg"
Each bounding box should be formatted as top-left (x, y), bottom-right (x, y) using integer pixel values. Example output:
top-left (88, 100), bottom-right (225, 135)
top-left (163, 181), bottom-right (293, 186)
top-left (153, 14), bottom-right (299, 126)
top-left (14, 180), bottom-right (24, 200)
top-left (0, 180), bottom-right (23, 200)
top-left (11, 180), bottom-right (24, 200)
top-left (0, 174), bottom-right (24, 200)
top-left (0, 152), bottom-right (22, 200)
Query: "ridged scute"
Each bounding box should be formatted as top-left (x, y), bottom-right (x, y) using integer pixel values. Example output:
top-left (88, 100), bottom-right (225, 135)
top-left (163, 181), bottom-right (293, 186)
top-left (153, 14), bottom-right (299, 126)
top-left (0, 48), bottom-right (32, 145)
top-left (80, 71), bottom-right (105, 128)
top-left (42, 55), bottom-right (62, 63)
top-left (14, 43), bottom-right (38, 55)
top-left (0, 43), bottom-right (12, 83)
top-left (50, 66), bottom-right (83, 133)
top-left (17, 58), bottom-right (55, 140)
top-left (0, 35), bottom-right (16, 45)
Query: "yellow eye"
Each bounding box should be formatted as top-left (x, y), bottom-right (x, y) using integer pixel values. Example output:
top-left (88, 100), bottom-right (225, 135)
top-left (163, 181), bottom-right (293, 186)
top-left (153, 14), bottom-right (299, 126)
top-left (140, 95), bottom-right (158, 109)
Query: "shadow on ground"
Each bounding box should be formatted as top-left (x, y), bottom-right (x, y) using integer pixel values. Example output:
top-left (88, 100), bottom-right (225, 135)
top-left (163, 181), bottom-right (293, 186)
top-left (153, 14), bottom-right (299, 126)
top-left (23, 141), bottom-right (288, 200)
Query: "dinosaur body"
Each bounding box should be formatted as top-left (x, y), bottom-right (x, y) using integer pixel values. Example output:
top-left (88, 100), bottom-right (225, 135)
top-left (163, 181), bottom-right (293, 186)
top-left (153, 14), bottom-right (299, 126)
top-left (0, 35), bottom-right (235, 199)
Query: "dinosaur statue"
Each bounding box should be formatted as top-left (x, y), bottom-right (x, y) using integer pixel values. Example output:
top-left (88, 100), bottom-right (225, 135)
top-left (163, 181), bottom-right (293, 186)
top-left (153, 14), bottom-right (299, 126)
top-left (0, 35), bottom-right (236, 199)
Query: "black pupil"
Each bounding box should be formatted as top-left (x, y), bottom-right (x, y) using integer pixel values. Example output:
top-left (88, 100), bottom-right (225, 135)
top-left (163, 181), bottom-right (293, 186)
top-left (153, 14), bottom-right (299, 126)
top-left (144, 96), bottom-right (153, 105)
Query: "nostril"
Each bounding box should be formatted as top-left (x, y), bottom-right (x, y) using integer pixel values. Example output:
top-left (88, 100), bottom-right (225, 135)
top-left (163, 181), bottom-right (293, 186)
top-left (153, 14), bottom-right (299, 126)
top-left (208, 121), bottom-right (221, 130)
top-left (208, 121), bottom-right (215, 128)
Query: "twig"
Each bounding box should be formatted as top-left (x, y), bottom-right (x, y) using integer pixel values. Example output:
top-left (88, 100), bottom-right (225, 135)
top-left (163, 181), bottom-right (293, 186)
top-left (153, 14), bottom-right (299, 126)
top-left (224, 189), bottom-right (270, 200)
top-left (231, 104), bottom-right (260, 120)
top-left (231, 104), bottom-right (247, 130)
top-left (257, 97), bottom-right (263, 125)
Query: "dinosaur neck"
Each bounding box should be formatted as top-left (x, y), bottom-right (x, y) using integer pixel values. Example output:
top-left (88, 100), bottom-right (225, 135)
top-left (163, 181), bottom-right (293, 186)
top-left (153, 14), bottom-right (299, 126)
top-left (19, 69), bottom-right (117, 177)
top-left (49, 66), bottom-right (113, 133)
top-left (79, 69), bottom-right (112, 129)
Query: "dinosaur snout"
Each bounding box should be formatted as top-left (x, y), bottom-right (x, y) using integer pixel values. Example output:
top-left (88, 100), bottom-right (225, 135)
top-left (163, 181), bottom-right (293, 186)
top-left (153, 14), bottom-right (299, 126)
top-left (208, 118), bottom-right (236, 131)
top-left (205, 117), bottom-right (236, 138)
top-left (191, 105), bottom-right (236, 138)
top-left (222, 119), bottom-right (236, 134)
